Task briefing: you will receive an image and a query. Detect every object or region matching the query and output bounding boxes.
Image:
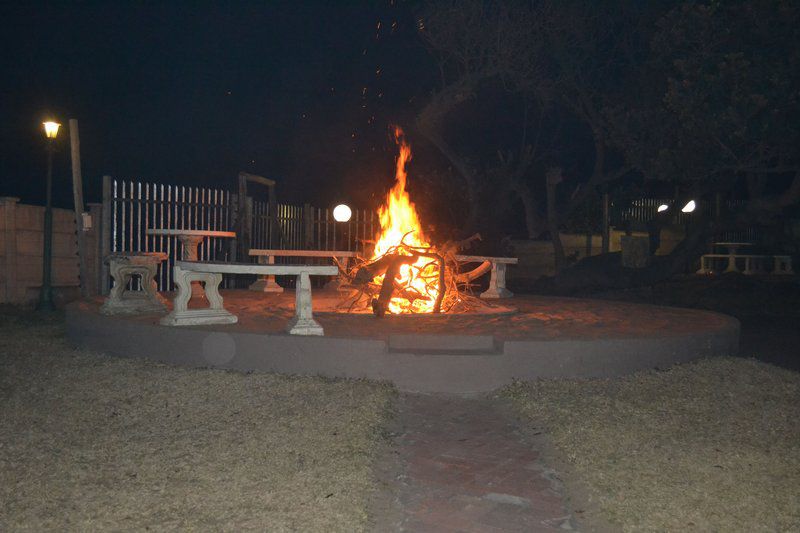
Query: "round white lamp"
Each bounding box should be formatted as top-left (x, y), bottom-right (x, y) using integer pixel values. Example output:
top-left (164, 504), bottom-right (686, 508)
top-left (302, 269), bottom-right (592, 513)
top-left (333, 204), bottom-right (352, 222)
top-left (681, 200), bottom-right (696, 213)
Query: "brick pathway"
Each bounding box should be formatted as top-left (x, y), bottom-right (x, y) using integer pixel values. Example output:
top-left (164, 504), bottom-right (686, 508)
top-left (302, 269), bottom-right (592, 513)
top-left (371, 394), bottom-right (575, 532)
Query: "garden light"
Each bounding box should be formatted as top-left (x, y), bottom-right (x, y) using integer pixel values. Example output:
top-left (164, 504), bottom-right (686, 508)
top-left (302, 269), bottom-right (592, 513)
top-left (43, 121), bottom-right (60, 139)
top-left (333, 203), bottom-right (352, 222)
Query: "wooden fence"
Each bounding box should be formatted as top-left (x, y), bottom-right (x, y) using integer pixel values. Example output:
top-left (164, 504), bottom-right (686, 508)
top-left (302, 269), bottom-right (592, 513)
top-left (103, 176), bottom-right (379, 292)
top-left (104, 177), bottom-right (235, 290)
top-left (613, 197), bottom-right (757, 243)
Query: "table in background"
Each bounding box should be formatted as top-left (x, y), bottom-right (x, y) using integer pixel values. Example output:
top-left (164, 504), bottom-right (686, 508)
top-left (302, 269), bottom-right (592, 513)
top-left (146, 229), bottom-right (237, 297)
top-left (712, 242), bottom-right (754, 273)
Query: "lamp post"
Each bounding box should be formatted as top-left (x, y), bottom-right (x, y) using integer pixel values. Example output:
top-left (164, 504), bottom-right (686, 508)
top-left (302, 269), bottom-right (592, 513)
top-left (332, 203), bottom-right (352, 250)
top-left (37, 121), bottom-right (60, 311)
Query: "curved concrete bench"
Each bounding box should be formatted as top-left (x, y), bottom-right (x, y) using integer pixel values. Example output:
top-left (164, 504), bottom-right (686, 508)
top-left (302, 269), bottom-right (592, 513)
top-left (161, 261), bottom-right (337, 335)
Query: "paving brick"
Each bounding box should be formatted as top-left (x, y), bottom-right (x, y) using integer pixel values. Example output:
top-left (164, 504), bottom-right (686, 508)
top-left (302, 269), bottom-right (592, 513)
top-left (375, 394), bottom-right (574, 532)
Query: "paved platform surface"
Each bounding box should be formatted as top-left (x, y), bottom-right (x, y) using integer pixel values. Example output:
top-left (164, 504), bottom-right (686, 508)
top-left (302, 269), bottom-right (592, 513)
top-left (67, 291), bottom-right (739, 393)
top-left (189, 290), bottom-right (734, 341)
top-left (371, 394), bottom-right (575, 532)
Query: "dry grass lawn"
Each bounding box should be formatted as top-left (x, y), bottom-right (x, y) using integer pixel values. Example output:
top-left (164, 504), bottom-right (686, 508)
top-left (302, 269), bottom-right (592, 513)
top-left (504, 357), bottom-right (800, 532)
top-left (0, 309), bottom-right (394, 531)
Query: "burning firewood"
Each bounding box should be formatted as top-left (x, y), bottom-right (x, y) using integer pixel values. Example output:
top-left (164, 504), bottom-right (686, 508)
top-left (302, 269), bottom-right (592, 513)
top-left (335, 127), bottom-right (498, 316)
top-left (352, 253), bottom-right (414, 285)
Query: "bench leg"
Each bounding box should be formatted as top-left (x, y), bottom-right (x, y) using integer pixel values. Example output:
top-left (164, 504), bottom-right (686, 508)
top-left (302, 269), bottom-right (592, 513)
top-left (287, 271), bottom-right (324, 335)
top-left (743, 257), bottom-right (754, 275)
top-left (141, 262), bottom-right (168, 307)
top-left (249, 256), bottom-right (284, 292)
top-left (161, 266), bottom-right (238, 326)
top-left (480, 263), bottom-right (513, 299)
top-left (101, 262), bottom-right (167, 315)
top-left (696, 255), bottom-right (712, 274)
top-left (724, 253), bottom-right (739, 273)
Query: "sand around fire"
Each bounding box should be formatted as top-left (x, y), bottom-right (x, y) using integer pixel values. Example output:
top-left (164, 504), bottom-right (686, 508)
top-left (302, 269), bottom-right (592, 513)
top-left (0, 308), bottom-right (393, 531)
top-left (504, 357), bottom-right (800, 532)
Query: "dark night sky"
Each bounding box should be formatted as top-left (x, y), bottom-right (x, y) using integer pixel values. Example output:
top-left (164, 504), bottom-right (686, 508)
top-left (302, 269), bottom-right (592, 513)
top-left (0, 1), bottom-right (430, 208)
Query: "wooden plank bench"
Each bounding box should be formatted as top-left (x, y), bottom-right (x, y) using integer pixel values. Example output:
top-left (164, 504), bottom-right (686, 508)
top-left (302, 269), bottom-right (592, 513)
top-left (453, 255), bottom-right (518, 299)
top-left (160, 260), bottom-right (337, 335)
top-left (248, 249), bottom-right (358, 292)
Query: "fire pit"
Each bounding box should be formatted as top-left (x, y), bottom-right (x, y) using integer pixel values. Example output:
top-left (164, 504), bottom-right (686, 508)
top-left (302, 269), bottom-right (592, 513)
top-left (64, 129), bottom-right (740, 393)
top-left (337, 127), bottom-right (512, 317)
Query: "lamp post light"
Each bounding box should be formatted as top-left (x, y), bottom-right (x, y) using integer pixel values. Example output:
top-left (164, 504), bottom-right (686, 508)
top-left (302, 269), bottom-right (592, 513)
top-left (37, 120), bottom-right (60, 311)
top-left (332, 204), bottom-right (352, 223)
top-left (332, 204), bottom-right (352, 251)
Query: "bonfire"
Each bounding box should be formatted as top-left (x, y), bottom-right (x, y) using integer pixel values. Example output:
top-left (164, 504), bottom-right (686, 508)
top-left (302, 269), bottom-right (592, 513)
top-left (338, 126), bottom-right (490, 317)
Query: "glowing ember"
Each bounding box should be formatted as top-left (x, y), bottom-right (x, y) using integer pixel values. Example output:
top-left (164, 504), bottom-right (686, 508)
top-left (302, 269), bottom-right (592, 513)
top-left (370, 126), bottom-right (441, 314)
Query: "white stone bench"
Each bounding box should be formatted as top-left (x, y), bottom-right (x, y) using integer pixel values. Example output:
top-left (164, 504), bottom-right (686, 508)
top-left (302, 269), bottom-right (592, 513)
top-left (697, 253), bottom-right (794, 275)
top-left (248, 249), bottom-right (358, 292)
top-left (160, 260), bottom-right (337, 335)
top-left (101, 252), bottom-right (168, 315)
top-left (454, 255), bottom-right (518, 298)
top-left (696, 253), bottom-right (728, 274)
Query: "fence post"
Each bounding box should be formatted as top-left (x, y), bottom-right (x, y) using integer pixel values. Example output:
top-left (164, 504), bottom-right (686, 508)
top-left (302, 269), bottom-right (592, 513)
top-left (303, 203), bottom-right (314, 249)
top-left (87, 202), bottom-right (103, 295)
top-left (268, 183), bottom-right (278, 248)
top-left (1, 197), bottom-right (20, 303)
top-left (602, 191), bottom-right (610, 254)
top-left (101, 176), bottom-right (112, 295)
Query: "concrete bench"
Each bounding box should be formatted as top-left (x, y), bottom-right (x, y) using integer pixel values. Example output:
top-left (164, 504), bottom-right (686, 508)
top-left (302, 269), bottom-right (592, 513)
top-left (697, 253), bottom-right (794, 275)
top-left (697, 253), bottom-right (727, 274)
top-left (454, 255), bottom-right (518, 299)
top-left (160, 260), bottom-right (337, 335)
top-left (245, 250), bottom-right (518, 299)
top-left (100, 252), bottom-right (168, 315)
top-left (248, 249), bottom-right (358, 292)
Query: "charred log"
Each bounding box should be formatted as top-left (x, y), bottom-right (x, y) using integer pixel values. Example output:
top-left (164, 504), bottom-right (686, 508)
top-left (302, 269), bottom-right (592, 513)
top-left (371, 255), bottom-right (412, 317)
top-left (354, 254), bottom-right (413, 285)
top-left (414, 252), bottom-right (446, 313)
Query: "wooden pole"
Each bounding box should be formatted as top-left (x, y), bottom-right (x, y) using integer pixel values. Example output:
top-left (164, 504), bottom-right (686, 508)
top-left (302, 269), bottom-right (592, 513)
top-left (69, 119), bottom-right (90, 297)
top-left (268, 183), bottom-right (279, 248)
top-left (546, 167), bottom-right (566, 272)
top-left (101, 175), bottom-right (112, 295)
top-left (602, 191), bottom-right (610, 254)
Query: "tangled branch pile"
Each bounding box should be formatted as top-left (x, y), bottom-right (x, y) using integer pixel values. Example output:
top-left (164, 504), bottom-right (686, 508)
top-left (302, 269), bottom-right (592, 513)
top-left (335, 233), bottom-right (491, 317)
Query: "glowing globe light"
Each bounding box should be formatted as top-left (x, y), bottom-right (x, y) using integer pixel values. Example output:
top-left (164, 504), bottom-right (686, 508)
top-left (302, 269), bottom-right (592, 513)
top-left (333, 204), bottom-right (352, 222)
top-left (43, 121), bottom-right (60, 139)
top-left (681, 200), bottom-right (696, 213)
top-left (657, 204), bottom-right (669, 212)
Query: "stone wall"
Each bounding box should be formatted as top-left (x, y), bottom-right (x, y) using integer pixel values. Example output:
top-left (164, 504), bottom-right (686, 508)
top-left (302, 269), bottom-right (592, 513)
top-left (0, 197), bottom-right (101, 305)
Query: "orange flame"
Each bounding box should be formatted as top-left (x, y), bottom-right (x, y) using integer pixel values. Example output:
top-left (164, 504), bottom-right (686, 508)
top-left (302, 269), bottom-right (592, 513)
top-left (371, 126), bottom-right (440, 314)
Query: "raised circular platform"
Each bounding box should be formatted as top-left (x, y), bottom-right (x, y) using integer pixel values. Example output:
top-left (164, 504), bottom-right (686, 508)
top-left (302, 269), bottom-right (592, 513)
top-left (66, 291), bottom-right (739, 393)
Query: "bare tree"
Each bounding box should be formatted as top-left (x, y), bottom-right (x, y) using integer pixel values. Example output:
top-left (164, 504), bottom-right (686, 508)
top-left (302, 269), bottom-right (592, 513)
top-left (415, 0), bottom-right (549, 236)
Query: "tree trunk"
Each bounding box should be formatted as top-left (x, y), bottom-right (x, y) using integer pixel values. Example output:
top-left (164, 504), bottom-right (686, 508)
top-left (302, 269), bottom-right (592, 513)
top-left (546, 168), bottom-right (566, 271)
top-left (512, 180), bottom-right (546, 238)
